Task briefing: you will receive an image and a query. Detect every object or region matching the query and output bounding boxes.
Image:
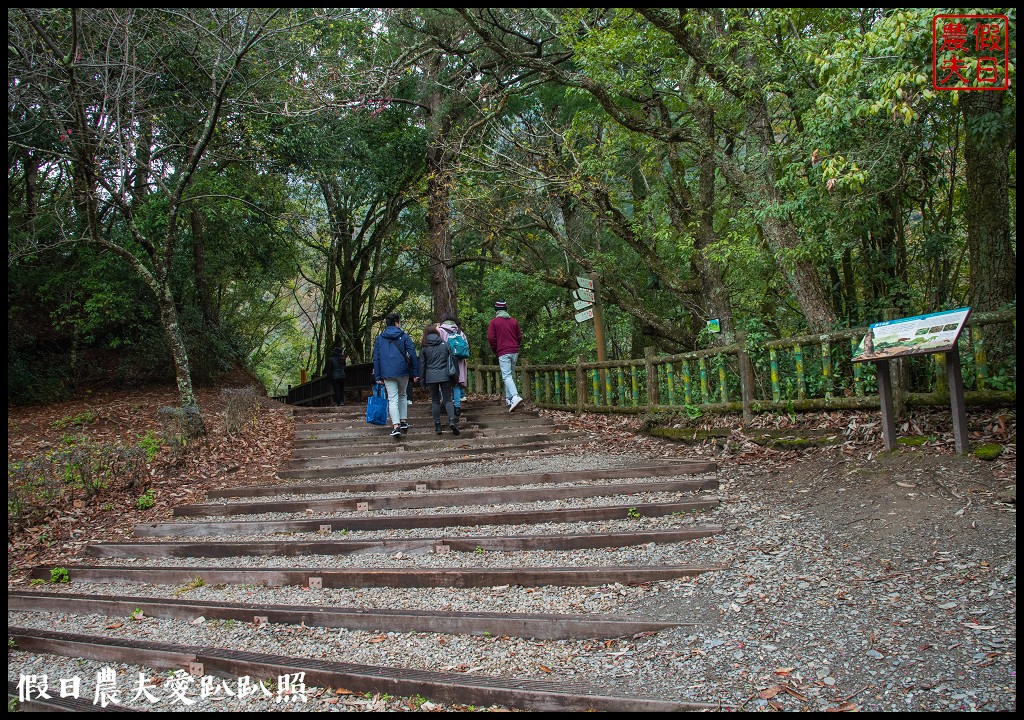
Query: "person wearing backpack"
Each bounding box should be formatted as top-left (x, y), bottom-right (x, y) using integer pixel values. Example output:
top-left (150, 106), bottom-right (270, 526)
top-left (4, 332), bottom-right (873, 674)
top-left (487, 300), bottom-right (524, 412)
top-left (436, 311), bottom-right (469, 417)
top-left (418, 324), bottom-right (460, 435)
top-left (372, 312), bottom-right (420, 438)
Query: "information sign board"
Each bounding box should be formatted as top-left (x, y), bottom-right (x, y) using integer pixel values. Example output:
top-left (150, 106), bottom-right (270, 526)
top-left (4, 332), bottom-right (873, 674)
top-left (573, 288), bottom-right (595, 302)
top-left (852, 307), bottom-right (971, 363)
top-left (573, 299), bottom-right (593, 311)
top-left (574, 308), bottom-right (594, 323)
top-left (576, 276), bottom-right (594, 289)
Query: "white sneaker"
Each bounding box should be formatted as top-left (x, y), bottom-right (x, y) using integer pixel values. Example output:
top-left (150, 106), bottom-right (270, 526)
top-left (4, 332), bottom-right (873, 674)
top-left (509, 396), bottom-right (523, 413)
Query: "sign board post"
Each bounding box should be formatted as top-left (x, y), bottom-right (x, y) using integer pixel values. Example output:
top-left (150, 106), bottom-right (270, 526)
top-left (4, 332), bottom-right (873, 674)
top-left (568, 273), bottom-right (609, 402)
top-left (852, 307), bottom-right (972, 453)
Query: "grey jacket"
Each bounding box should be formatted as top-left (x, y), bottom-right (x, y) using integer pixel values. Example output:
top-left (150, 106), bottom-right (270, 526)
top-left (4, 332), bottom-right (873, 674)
top-left (419, 332), bottom-right (454, 385)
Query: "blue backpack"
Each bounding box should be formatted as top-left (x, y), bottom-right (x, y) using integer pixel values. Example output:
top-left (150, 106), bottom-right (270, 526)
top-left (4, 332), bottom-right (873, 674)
top-left (447, 332), bottom-right (470, 359)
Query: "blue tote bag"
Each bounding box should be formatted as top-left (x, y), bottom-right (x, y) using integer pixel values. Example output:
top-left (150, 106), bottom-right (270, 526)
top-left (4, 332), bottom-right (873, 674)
top-left (365, 384), bottom-right (389, 426)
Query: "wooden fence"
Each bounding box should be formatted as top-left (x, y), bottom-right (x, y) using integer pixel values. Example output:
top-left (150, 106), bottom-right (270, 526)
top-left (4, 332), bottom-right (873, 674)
top-left (467, 309), bottom-right (1015, 417)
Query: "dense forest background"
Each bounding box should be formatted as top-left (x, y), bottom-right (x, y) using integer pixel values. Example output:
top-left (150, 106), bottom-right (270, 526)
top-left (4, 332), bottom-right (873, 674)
top-left (7, 8), bottom-right (1016, 416)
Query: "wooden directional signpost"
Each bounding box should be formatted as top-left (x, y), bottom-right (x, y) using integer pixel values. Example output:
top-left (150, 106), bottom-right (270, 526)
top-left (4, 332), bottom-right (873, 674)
top-left (852, 307), bottom-right (972, 453)
top-left (568, 274), bottom-right (608, 383)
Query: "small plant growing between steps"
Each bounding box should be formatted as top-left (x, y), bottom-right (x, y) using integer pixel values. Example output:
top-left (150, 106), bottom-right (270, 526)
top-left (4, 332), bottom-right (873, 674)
top-left (175, 576), bottom-right (206, 596)
top-left (50, 567), bottom-right (69, 583)
top-left (627, 507), bottom-right (641, 519)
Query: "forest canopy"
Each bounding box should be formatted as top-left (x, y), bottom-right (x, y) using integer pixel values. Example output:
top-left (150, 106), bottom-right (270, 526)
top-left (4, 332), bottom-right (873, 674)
top-left (7, 8), bottom-right (1016, 409)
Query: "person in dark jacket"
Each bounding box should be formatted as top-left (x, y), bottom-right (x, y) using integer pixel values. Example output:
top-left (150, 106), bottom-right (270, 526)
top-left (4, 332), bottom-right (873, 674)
top-left (328, 346), bottom-right (346, 406)
top-left (372, 313), bottom-right (420, 437)
top-left (418, 324), bottom-right (460, 435)
top-left (487, 300), bottom-right (524, 412)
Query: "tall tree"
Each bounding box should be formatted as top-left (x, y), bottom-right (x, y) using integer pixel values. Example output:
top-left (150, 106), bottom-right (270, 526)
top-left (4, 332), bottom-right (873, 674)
top-left (8, 8), bottom-right (342, 427)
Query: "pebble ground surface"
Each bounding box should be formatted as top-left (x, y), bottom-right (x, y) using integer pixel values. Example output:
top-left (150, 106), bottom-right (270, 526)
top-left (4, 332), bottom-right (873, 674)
top-left (8, 400), bottom-right (1016, 712)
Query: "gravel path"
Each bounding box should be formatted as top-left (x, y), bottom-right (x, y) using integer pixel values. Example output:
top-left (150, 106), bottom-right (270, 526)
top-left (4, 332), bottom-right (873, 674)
top-left (8, 440), bottom-right (1016, 712)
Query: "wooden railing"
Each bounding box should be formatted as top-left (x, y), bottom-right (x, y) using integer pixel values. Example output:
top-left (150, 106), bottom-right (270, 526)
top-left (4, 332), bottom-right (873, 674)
top-left (467, 309), bottom-right (1015, 416)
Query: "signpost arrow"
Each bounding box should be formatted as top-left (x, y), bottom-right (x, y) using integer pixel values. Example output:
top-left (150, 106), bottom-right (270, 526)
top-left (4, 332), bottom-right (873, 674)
top-left (576, 276), bottom-right (594, 290)
top-left (573, 299), bottom-right (593, 311)
top-left (574, 307), bottom-right (594, 323)
top-left (573, 288), bottom-right (595, 302)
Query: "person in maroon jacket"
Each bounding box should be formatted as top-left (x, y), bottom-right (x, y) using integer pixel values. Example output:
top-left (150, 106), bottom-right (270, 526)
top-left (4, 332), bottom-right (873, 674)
top-left (486, 300), bottom-right (524, 412)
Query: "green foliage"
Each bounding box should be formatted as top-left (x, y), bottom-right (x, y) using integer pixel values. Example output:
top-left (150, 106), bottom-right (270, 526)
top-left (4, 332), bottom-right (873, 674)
top-left (50, 567), bottom-right (70, 584)
top-left (136, 488), bottom-right (157, 510)
top-left (51, 438), bottom-right (146, 498)
top-left (684, 404), bottom-right (703, 420)
top-left (8, 439), bottom-right (147, 533)
top-left (627, 507), bottom-right (641, 519)
top-left (29, 578), bottom-right (45, 586)
top-left (49, 411), bottom-right (96, 430)
top-left (137, 431), bottom-right (163, 462)
top-left (6, 8), bottom-right (1016, 401)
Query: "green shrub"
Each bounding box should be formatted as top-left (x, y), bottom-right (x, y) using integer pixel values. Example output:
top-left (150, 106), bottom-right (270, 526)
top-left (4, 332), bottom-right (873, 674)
top-left (137, 431), bottom-right (163, 462)
top-left (50, 567), bottom-right (70, 583)
top-left (50, 411), bottom-right (96, 430)
top-left (136, 488), bottom-right (156, 510)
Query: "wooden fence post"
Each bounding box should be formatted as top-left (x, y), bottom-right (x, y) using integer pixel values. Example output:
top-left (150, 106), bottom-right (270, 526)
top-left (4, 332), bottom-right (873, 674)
top-left (644, 346), bottom-right (658, 410)
top-left (575, 354), bottom-right (585, 413)
top-left (521, 358), bottom-right (532, 402)
top-left (736, 332), bottom-right (755, 426)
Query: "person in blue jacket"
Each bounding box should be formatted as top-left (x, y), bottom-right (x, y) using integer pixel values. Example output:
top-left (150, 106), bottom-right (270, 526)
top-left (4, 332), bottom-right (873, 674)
top-left (372, 312), bottom-right (420, 437)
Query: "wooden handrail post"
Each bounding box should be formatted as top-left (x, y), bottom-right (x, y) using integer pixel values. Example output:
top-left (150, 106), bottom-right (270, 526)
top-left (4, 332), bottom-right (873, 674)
top-left (644, 346), bottom-right (657, 410)
top-left (521, 358), bottom-right (532, 402)
top-left (737, 331), bottom-right (755, 426)
top-left (575, 354), bottom-right (585, 413)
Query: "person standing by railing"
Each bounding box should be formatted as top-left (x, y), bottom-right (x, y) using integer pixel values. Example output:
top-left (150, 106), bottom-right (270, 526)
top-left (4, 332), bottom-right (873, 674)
top-left (487, 300), bottom-right (524, 412)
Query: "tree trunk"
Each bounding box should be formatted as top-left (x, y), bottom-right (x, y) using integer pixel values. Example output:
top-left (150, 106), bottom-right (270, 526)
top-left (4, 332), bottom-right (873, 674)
top-left (156, 280), bottom-right (205, 435)
top-left (748, 98), bottom-right (837, 333)
top-left (426, 145), bottom-right (458, 318)
top-left (692, 107), bottom-right (735, 345)
top-left (962, 91), bottom-right (1014, 313)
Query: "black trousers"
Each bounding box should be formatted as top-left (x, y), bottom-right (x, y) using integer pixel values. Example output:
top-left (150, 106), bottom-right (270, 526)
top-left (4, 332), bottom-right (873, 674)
top-left (331, 378), bottom-right (346, 405)
top-left (426, 381), bottom-right (455, 425)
